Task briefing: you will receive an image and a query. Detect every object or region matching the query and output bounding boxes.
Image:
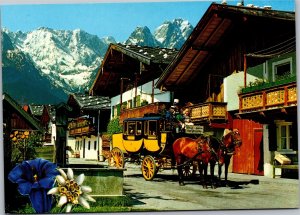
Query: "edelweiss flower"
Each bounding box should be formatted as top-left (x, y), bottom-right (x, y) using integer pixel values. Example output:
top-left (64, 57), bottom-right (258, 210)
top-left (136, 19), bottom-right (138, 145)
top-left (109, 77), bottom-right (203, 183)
top-left (48, 168), bottom-right (96, 213)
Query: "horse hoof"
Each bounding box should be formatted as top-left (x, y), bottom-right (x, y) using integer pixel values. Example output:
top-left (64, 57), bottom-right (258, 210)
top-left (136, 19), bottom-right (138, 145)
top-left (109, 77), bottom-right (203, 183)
top-left (202, 185), bottom-right (208, 189)
top-left (179, 182), bottom-right (185, 186)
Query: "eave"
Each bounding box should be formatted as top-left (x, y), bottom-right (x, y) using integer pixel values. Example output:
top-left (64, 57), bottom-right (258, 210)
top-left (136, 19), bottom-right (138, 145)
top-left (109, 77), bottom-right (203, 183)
top-left (3, 93), bottom-right (45, 133)
top-left (89, 43), bottom-right (177, 97)
top-left (156, 3), bottom-right (295, 90)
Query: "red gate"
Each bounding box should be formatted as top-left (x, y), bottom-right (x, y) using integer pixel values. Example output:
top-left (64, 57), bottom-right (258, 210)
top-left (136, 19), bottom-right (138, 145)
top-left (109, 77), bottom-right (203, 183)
top-left (232, 119), bottom-right (264, 175)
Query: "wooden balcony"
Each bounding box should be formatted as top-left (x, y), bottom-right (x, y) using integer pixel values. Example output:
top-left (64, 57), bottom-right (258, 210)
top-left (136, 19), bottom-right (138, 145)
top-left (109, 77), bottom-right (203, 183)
top-left (239, 82), bottom-right (297, 114)
top-left (120, 102), bottom-right (168, 123)
top-left (68, 118), bottom-right (96, 137)
top-left (189, 102), bottom-right (227, 123)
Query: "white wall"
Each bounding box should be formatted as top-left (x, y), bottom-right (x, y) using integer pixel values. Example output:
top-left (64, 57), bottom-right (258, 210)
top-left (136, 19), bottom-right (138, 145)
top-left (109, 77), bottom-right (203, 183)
top-left (263, 124), bottom-right (276, 178)
top-left (66, 131), bottom-right (76, 152)
top-left (51, 122), bottom-right (56, 145)
top-left (67, 135), bottom-right (102, 160)
top-left (111, 78), bottom-right (171, 109)
top-left (224, 72), bottom-right (261, 111)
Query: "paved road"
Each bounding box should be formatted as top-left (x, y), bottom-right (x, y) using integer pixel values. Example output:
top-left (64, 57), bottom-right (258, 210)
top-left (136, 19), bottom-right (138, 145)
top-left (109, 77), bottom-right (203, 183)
top-left (68, 158), bottom-right (299, 214)
top-left (123, 163), bottom-right (299, 212)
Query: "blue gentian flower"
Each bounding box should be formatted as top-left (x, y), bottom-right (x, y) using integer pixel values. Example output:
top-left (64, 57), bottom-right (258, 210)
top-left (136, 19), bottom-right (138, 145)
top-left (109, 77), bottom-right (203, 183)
top-left (8, 158), bottom-right (59, 213)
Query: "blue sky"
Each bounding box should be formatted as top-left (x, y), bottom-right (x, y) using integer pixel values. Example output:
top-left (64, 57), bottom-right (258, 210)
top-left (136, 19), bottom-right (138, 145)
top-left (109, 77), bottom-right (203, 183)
top-left (0, 0), bottom-right (296, 42)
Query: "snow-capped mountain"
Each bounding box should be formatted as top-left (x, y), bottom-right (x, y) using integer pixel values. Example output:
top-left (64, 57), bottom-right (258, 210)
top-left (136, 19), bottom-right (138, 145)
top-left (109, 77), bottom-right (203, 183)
top-left (2, 18), bottom-right (193, 104)
top-left (154, 18), bottom-right (193, 49)
top-left (125, 26), bottom-right (160, 47)
top-left (125, 18), bottom-right (193, 49)
top-left (5, 27), bottom-right (116, 93)
top-left (2, 30), bottom-right (68, 104)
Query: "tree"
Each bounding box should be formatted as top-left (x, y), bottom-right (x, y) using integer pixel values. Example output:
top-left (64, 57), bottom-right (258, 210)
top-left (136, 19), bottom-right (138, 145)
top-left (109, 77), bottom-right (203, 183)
top-left (107, 117), bottom-right (123, 139)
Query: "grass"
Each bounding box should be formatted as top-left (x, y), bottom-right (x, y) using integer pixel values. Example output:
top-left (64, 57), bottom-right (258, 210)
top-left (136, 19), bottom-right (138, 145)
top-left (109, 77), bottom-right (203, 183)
top-left (8, 196), bottom-right (156, 213)
top-left (36, 145), bottom-right (55, 161)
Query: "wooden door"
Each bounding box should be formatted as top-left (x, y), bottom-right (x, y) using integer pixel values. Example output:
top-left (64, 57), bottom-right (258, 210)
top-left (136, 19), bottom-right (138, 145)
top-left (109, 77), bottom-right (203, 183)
top-left (232, 119), bottom-right (263, 175)
top-left (254, 128), bottom-right (264, 175)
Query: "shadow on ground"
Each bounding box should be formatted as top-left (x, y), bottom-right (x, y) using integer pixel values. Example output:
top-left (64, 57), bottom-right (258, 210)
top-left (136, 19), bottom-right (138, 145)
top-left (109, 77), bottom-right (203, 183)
top-left (125, 172), bottom-right (260, 189)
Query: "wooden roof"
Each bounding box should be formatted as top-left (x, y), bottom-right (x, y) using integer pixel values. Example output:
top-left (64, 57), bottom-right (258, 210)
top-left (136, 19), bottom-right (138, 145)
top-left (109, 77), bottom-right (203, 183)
top-left (29, 104), bottom-right (44, 117)
top-left (156, 3), bottom-right (295, 90)
top-left (89, 43), bottom-right (178, 97)
top-left (44, 105), bottom-right (56, 122)
top-left (3, 93), bottom-right (45, 132)
top-left (67, 94), bottom-right (111, 111)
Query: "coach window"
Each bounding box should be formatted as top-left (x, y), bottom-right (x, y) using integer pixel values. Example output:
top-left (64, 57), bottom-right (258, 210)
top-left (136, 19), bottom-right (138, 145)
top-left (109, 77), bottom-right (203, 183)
top-left (144, 121), bottom-right (148, 135)
top-left (128, 122), bottom-right (136, 135)
top-left (123, 121), bottom-right (127, 134)
top-left (136, 121), bottom-right (142, 135)
top-left (149, 120), bottom-right (157, 136)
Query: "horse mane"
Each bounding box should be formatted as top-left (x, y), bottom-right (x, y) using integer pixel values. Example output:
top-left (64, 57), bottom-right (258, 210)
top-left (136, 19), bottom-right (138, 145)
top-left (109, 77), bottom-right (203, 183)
top-left (222, 129), bottom-right (234, 142)
top-left (208, 136), bottom-right (222, 150)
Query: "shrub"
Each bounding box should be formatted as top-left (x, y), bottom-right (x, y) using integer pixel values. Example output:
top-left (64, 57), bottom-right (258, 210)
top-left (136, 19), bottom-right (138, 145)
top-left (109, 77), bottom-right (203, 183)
top-left (107, 117), bottom-right (123, 139)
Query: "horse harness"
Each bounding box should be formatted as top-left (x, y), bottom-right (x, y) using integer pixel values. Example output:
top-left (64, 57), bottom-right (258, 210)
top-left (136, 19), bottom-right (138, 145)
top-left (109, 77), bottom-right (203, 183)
top-left (174, 131), bottom-right (240, 168)
top-left (222, 130), bottom-right (241, 155)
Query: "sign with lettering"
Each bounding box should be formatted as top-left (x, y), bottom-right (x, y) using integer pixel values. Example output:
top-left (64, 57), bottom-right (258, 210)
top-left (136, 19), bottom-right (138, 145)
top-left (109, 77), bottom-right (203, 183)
top-left (185, 125), bottom-right (204, 134)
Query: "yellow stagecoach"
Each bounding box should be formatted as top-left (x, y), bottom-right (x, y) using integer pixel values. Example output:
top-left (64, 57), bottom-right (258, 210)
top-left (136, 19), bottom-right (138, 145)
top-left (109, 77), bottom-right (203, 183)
top-left (108, 116), bottom-right (200, 180)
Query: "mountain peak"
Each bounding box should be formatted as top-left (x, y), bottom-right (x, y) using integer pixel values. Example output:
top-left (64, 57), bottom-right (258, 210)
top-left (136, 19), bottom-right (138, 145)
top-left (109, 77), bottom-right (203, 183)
top-left (36, 26), bottom-right (55, 32)
top-left (125, 26), bottom-right (159, 47)
top-left (2, 18), bottom-right (194, 104)
top-left (154, 18), bottom-right (193, 49)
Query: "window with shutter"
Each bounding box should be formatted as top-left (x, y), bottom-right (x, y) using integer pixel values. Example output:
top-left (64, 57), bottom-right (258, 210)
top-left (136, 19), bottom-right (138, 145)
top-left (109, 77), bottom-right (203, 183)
top-left (275, 121), bottom-right (293, 152)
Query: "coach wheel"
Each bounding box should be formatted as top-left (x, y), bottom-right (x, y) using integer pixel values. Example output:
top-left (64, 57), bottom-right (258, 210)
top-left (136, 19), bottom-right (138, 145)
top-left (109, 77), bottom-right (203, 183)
top-left (183, 164), bottom-right (193, 177)
top-left (142, 155), bottom-right (157, 181)
top-left (183, 161), bottom-right (198, 177)
top-left (108, 147), bottom-right (124, 168)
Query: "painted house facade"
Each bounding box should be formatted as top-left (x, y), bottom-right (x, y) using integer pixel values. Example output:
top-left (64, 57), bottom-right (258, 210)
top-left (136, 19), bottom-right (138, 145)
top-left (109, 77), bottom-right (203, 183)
top-left (156, 3), bottom-right (296, 177)
top-left (238, 51), bottom-right (297, 177)
top-left (90, 43), bottom-right (178, 122)
top-left (23, 104), bottom-right (57, 146)
top-left (3, 93), bottom-right (45, 211)
top-left (40, 105), bottom-right (56, 145)
top-left (66, 94), bottom-right (111, 161)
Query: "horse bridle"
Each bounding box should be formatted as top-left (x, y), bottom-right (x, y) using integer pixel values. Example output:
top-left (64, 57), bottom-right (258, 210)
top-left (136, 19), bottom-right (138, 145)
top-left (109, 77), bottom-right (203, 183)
top-left (231, 130), bottom-right (242, 147)
top-left (221, 130), bottom-right (241, 155)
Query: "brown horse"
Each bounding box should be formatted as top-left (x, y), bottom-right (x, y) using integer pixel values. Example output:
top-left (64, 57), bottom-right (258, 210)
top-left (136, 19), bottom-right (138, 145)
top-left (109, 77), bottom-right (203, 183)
top-left (173, 135), bottom-right (222, 187)
top-left (173, 129), bottom-right (242, 188)
top-left (217, 129), bottom-right (242, 186)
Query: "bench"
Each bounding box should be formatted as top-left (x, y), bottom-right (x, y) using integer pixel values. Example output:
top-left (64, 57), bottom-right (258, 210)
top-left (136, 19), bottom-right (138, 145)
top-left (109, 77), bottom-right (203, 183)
top-left (272, 152), bottom-right (298, 178)
top-left (273, 163), bottom-right (298, 178)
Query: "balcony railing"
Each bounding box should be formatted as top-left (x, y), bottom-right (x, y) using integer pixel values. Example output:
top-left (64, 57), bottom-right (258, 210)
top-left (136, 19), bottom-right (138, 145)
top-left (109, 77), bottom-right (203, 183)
top-left (189, 102), bottom-right (227, 123)
top-left (239, 82), bottom-right (297, 113)
top-left (68, 118), bottom-right (96, 137)
top-left (120, 102), bottom-right (168, 122)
